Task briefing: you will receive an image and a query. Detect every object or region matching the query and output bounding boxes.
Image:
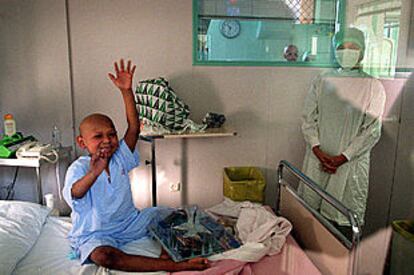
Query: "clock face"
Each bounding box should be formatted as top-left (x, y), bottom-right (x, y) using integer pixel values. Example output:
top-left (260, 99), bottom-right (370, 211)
top-left (220, 20), bottom-right (241, 39)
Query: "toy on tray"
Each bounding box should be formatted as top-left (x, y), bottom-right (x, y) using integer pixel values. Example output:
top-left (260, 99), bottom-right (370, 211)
top-left (148, 205), bottom-right (241, 262)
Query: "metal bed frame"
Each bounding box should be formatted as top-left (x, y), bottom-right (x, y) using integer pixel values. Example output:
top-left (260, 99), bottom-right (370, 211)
top-left (277, 160), bottom-right (361, 275)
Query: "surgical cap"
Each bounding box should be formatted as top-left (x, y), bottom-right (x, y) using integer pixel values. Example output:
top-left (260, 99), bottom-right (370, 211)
top-left (333, 28), bottom-right (366, 56)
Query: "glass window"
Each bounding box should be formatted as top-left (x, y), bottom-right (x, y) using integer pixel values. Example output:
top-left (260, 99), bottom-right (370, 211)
top-left (193, 0), bottom-right (345, 67)
top-left (352, 0), bottom-right (403, 77)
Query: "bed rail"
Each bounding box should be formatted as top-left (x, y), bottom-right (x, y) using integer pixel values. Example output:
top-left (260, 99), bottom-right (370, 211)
top-left (277, 160), bottom-right (361, 275)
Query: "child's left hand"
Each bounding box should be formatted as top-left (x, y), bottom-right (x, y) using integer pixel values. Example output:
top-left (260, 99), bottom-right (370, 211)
top-left (108, 59), bottom-right (136, 92)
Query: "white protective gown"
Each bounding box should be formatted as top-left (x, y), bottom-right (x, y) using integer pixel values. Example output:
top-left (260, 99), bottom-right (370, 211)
top-left (298, 69), bottom-right (386, 226)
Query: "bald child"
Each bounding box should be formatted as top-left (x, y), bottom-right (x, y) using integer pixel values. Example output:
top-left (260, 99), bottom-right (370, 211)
top-left (63, 59), bottom-right (209, 272)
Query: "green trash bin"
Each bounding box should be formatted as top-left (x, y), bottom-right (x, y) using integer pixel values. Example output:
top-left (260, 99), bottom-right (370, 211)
top-left (390, 220), bottom-right (414, 275)
top-left (223, 167), bottom-right (266, 203)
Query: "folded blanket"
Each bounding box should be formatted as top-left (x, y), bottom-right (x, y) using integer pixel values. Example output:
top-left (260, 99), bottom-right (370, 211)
top-left (207, 199), bottom-right (292, 262)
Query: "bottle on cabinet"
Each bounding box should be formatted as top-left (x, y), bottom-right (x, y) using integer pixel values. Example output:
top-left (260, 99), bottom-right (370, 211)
top-left (3, 114), bottom-right (16, 137)
top-left (52, 125), bottom-right (62, 149)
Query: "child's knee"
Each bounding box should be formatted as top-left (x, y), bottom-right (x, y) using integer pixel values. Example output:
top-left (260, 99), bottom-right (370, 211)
top-left (90, 246), bottom-right (121, 268)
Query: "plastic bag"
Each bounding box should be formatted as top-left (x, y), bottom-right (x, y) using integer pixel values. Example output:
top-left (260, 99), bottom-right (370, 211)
top-left (135, 77), bottom-right (205, 133)
top-left (223, 167), bottom-right (266, 203)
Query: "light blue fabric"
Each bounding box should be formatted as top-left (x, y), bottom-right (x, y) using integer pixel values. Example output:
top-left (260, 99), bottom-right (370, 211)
top-left (77, 208), bottom-right (164, 264)
top-left (63, 140), bottom-right (164, 263)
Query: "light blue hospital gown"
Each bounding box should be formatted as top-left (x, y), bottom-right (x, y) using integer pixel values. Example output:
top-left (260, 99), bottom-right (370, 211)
top-left (63, 140), bottom-right (163, 264)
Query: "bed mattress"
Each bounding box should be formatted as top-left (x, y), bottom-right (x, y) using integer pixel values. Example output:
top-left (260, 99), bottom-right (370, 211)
top-left (11, 216), bottom-right (320, 275)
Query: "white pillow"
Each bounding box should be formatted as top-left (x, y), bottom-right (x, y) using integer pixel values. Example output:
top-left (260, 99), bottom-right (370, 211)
top-left (0, 200), bottom-right (50, 275)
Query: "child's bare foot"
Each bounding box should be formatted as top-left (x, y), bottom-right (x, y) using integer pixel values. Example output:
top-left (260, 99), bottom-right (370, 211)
top-left (181, 258), bottom-right (210, 270)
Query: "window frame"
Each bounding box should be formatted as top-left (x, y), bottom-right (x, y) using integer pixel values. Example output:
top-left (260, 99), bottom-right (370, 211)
top-left (192, 0), bottom-right (347, 67)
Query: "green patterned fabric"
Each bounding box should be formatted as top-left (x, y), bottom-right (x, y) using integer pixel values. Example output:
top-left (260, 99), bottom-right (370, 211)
top-left (135, 77), bottom-right (192, 132)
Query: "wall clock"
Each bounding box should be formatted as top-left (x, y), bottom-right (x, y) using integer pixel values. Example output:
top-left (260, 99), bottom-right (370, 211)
top-left (220, 19), bottom-right (241, 39)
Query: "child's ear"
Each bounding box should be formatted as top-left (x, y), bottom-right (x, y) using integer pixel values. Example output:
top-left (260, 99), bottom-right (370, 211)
top-left (76, 135), bottom-right (86, 149)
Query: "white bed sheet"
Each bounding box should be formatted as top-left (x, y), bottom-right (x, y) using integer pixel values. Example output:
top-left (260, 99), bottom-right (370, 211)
top-left (13, 217), bottom-right (165, 275)
top-left (12, 216), bottom-right (321, 275)
top-left (9, 205), bottom-right (320, 275)
top-left (0, 201), bottom-right (50, 275)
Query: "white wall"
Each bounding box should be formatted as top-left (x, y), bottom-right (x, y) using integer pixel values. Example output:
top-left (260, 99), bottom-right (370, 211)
top-left (1, 0), bottom-right (414, 273)
top-left (0, 0), bottom-right (73, 203)
top-left (0, 0), bottom-right (413, 246)
top-left (66, 0), bottom-right (321, 209)
top-left (0, 0), bottom-right (319, 208)
top-left (0, 0), bottom-right (411, 213)
top-left (0, 0), bottom-right (72, 146)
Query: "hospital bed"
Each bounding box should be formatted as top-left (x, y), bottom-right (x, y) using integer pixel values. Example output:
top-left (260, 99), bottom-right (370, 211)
top-left (277, 160), bottom-right (361, 275)
top-left (0, 160), bottom-right (359, 275)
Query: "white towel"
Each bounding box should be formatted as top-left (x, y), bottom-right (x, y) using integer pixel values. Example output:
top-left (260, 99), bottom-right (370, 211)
top-left (207, 199), bottom-right (292, 262)
top-left (206, 197), bottom-right (262, 218)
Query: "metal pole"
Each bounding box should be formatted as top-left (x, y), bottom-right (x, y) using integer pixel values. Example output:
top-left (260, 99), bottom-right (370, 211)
top-left (151, 139), bottom-right (157, 207)
top-left (35, 167), bottom-right (43, 204)
top-left (5, 167), bottom-right (19, 200)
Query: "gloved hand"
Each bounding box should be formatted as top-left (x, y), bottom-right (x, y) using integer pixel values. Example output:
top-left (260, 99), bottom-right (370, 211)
top-left (312, 146), bottom-right (347, 174)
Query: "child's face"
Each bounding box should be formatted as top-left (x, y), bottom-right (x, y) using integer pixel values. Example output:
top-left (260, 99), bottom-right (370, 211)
top-left (77, 120), bottom-right (119, 157)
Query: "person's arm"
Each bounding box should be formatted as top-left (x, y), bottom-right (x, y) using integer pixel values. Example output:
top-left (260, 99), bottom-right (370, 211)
top-left (108, 59), bottom-right (140, 152)
top-left (302, 75), bottom-right (337, 172)
top-left (302, 75), bottom-right (322, 149)
top-left (321, 80), bottom-right (385, 173)
top-left (341, 80), bottom-right (386, 161)
top-left (71, 150), bottom-right (109, 199)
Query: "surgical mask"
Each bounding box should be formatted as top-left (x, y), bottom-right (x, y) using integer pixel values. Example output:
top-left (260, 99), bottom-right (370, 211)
top-left (335, 49), bottom-right (361, 69)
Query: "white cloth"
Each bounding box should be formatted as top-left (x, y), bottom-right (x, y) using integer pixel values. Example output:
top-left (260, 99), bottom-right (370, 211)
top-left (13, 215), bottom-right (165, 275)
top-left (299, 69), bottom-right (386, 225)
top-left (207, 199), bottom-right (292, 262)
top-left (0, 200), bottom-right (50, 275)
top-left (206, 197), bottom-right (262, 218)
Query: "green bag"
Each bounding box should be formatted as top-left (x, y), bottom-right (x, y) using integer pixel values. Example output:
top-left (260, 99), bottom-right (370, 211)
top-left (135, 77), bottom-right (192, 132)
top-left (223, 167), bottom-right (266, 203)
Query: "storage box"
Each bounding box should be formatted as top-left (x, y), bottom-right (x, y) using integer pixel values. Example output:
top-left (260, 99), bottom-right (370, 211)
top-left (223, 167), bottom-right (266, 203)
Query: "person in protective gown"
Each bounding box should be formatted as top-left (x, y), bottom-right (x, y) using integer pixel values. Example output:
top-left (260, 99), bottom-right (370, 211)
top-left (298, 28), bottom-right (386, 229)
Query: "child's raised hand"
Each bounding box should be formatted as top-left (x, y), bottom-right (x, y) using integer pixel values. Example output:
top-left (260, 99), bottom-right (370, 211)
top-left (89, 149), bottom-right (109, 177)
top-left (108, 59), bottom-right (136, 92)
